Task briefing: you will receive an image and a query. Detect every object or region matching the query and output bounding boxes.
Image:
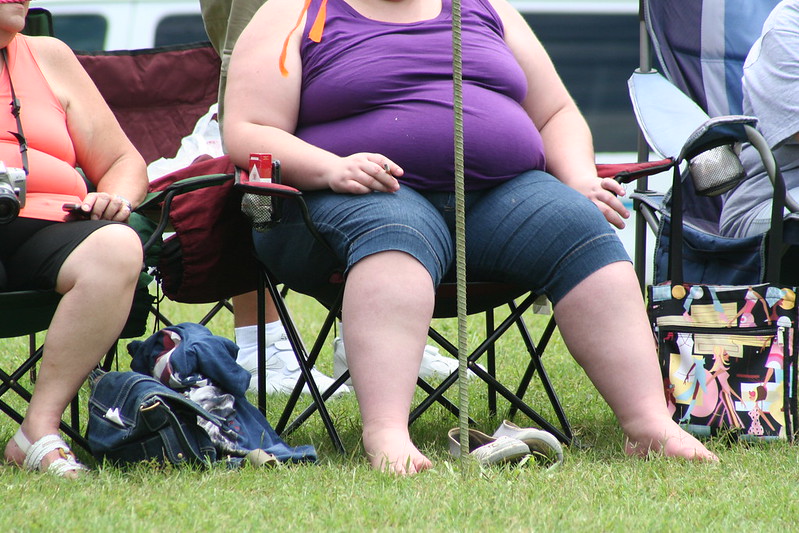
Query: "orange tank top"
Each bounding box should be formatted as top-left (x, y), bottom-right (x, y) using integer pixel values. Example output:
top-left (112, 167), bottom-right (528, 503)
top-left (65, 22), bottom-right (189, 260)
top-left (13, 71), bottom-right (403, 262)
top-left (0, 35), bottom-right (84, 221)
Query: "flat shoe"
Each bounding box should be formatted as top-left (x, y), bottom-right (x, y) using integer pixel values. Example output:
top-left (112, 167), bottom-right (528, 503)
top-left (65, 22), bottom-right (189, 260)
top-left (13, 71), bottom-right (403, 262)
top-left (493, 420), bottom-right (564, 467)
top-left (447, 427), bottom-right (529, 466)
top-left (12, 429), bottom-right (89, 477)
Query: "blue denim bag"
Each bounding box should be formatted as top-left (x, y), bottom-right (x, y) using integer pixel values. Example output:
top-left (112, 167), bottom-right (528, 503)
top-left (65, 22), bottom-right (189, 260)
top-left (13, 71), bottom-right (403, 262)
top-left (126, 323), bottom-right (317, 463)
top-left (87, 369), bottom-right (233, 466)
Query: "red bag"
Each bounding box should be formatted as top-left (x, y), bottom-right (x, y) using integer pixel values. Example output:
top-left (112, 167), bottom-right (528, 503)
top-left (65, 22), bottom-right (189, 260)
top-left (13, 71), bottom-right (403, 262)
top-left (147, 156), bottom-right (259, 303)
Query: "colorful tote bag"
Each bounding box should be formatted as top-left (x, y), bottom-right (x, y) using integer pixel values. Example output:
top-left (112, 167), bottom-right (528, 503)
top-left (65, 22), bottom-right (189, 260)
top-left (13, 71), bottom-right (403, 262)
top-left (648, 282), bottom-right (797, 440)
top-left (646, 160), bottom-right (798, 441)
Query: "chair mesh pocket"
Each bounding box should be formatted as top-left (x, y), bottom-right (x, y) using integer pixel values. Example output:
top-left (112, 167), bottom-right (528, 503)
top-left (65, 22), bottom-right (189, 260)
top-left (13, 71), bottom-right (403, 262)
top-left (241, 193), bottom-right (275, 232)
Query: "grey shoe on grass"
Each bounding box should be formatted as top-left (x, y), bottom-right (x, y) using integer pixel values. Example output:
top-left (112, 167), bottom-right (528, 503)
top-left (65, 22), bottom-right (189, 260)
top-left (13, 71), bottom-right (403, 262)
top-left (447, 427), bottom-right (530, 466)
top-left (492, 420), bottom-right (564, 467)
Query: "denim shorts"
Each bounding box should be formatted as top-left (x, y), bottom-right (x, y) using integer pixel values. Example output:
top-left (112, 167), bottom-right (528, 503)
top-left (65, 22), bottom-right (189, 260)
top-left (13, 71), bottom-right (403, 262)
top-left (253, 170), bottom-right (630, 306)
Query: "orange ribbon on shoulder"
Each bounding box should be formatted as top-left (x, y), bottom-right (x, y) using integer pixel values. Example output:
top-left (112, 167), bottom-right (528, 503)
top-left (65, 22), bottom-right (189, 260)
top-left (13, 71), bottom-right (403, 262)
top-left (279, 0), bottom-right (328, 77)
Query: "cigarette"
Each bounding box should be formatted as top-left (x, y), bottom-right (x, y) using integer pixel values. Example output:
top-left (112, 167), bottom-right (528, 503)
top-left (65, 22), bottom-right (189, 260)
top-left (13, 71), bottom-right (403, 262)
top-left (383, 163), bottom-right (391, 175)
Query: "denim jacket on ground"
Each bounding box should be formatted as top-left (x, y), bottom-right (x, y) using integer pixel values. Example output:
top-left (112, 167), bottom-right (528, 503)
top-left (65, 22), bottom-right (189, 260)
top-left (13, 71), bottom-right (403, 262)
top-left (126, 322), bottom-right (317, 463)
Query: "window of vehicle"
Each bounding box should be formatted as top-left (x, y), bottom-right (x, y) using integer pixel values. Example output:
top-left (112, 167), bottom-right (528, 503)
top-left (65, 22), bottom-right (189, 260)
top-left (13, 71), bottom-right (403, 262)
top-left (155, 15), bottom-right (207, 47)
top-left (523, 13), bottom-right (640, 153)
top-left (48, 14), bottom-right (107, 51)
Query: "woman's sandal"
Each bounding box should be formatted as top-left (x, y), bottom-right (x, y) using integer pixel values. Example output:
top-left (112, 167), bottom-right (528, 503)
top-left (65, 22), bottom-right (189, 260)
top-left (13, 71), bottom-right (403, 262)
top-left (11, 429), bottom-right (89, 477)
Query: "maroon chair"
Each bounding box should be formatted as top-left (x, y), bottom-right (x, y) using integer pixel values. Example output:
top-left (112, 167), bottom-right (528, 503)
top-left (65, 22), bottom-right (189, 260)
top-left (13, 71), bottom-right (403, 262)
top-left (77, 43), bottom-right (258, 325)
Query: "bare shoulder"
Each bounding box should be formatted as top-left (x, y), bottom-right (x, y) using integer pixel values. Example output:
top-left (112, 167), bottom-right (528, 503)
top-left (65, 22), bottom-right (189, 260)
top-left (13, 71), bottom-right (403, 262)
top-left (25, 35), bottom-right (76, 63)
top-left (25, 35), bottom-right (84, 77)
top-left (24, 36), bottom-right (98, 111)
top-left (250, 0), bottom-right (307, 28)
top-left (485, 0), bottom-right (526, 24)
top-left (485, 0), bottom-right (543, 50)
top-left (237, 0), bottom-right (309, 56)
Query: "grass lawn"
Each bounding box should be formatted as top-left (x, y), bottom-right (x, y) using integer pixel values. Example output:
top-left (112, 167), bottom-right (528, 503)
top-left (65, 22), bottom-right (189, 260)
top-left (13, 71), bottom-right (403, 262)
top-left (2, 292), bottom-right (798, 532)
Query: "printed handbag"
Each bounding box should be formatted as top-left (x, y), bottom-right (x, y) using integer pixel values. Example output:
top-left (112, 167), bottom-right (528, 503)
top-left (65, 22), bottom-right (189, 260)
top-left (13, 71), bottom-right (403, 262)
top-left (87, 369), bottom-right (235, 466)
top-left (648, 282), bottom-right (797, 440)
top-left (646, 159), bottom-right (798, 441)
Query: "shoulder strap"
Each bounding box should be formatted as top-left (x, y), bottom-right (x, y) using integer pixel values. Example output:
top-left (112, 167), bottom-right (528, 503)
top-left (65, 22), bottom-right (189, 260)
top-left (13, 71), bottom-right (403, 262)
top-left (1, 47), bottom-right (29, 175)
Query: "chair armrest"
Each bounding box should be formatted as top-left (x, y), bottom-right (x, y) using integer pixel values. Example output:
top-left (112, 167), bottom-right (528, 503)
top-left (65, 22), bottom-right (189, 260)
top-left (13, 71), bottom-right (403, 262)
top-left (597, 158), bottom-right (675, 185)
top-left (139, 173), bottom-right (233, 212)
top-left (233, 180), bottom-right (302, 198)
top-left (233, 173), bottom-right (338, 257)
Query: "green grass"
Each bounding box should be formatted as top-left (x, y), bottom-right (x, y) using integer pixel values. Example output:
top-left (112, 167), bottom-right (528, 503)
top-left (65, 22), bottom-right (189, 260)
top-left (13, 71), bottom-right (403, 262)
top-left (2, 293), bottom-right (798, 532)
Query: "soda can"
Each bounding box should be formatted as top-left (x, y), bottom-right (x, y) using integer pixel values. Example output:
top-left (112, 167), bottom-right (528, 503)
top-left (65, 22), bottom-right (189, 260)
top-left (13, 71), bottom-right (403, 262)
top-left (248, 153), bottom-right (273, 182)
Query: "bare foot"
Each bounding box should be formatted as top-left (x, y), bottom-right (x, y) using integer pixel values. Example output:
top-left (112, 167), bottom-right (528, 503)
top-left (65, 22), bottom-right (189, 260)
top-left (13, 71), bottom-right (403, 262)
top-left (5, 434), bottom-right (84, 479)
top-left (362, 427), bottom-right (433, 475)
top-left (623, 418), bottom-right (719, 461)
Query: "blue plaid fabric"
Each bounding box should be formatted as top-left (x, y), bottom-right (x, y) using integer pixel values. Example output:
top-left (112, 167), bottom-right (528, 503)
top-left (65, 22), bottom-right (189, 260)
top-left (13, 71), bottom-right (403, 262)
top-left (645, 0), bottom-right (780, 116)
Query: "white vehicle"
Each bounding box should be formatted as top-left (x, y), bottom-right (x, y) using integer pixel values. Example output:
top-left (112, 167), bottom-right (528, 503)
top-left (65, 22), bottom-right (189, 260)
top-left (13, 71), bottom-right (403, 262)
top-left (33, 0), bottom-right (206, 51)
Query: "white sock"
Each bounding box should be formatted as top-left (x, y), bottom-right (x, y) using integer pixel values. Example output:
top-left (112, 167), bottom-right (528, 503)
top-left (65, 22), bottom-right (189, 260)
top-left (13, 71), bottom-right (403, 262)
top-left (234, 321), bottom-right (286, 367)
top-left (265, 321), bottom-right (285, 343)
top-left (234, 324), bottom-right (258, 350)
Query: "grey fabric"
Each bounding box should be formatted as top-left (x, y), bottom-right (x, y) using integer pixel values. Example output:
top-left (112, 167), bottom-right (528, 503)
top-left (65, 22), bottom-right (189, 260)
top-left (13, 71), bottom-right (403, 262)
top-left (199, 0), bottom-right (267, 131)
top-left (720, 0), bottom-right (799, 238)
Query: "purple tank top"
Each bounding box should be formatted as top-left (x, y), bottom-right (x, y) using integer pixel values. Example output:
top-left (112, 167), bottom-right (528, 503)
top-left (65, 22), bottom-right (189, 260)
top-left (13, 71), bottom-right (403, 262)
top-left (297, 0), bottom-right (546, 191)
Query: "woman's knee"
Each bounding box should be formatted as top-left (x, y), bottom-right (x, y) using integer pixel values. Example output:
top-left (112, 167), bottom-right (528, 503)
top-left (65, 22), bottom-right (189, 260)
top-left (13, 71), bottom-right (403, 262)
top-left (62, 224), bottom-right (142, 284)
top-left (95, 224), bottom-right (143, 267)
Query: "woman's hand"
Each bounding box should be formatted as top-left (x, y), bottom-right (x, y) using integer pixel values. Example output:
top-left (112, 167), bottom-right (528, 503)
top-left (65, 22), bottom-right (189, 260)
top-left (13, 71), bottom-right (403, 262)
top-left (326, 153), bottom-right (402, 194)
top-left (80, 192), bottom-right (133, 222)
top-left (572, 176), bottom-right (629, 229)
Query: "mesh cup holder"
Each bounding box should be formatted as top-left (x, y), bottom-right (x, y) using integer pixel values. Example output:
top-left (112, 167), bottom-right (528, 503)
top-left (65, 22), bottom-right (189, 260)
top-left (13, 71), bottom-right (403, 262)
top-left (688, 144), bottom-right (745, 197)
top-left (242, 193), bottom-right (276, 232)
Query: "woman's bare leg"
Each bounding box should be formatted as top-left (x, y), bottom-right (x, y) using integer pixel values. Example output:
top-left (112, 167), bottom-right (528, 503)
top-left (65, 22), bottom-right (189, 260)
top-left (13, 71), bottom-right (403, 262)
top-left (342, 251), bottom-right (434, 474)
top-left (4, 225), bottom-right (142, 475)
top-left (554, 261), bottom-right (719, 461)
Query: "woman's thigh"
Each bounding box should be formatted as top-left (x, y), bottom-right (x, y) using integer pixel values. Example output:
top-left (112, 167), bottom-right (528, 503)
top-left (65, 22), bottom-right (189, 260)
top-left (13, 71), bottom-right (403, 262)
top-left (3, 219), bottom-right (119, 291)
top-left (253, 187), bottom-right (453, 299)
top-left (464, 171), bottom-right (630, 304)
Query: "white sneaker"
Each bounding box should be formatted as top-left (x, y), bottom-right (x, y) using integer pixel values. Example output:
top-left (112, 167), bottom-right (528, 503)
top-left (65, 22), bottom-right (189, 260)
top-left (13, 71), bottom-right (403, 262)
top-left (333, 337), bottom-right (477, 388)
top-left (238, 334), bottom-right (349, 397)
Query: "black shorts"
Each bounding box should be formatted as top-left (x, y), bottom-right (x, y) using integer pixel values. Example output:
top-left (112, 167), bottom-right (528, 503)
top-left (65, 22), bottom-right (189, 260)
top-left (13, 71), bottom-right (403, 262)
top-left (0, 218), bottom-right (119, 291)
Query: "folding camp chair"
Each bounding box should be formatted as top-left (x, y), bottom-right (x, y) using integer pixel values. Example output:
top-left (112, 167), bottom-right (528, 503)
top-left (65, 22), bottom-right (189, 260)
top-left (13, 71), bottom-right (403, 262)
top-left (628, 0), bottom-right (795, 288)
top-left (75, 42), bottom-right (255, 328)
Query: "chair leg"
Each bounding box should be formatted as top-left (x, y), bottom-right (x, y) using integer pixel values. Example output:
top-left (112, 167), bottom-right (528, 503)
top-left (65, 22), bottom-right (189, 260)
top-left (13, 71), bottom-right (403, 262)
top-left (409, 293), bottom-right (574, 445)
top-left (0, 360), bottom-right (91, 453)
top-left (149, 303), bottom-right (173, 327)
top-left (499, 310), bottom-right (573, 444)
top-left (506, 312), bottom-right (557, 419)
top-left (274, 303), bottom-right (339, 433)
top-left (28, 334), bottom-right (37, 383)
top-left (259, 267), bottom-right (346, 454)
top-left (197, 299), bottom-right (234, 326)
top-left (486, 308), bottom-right (496, 415)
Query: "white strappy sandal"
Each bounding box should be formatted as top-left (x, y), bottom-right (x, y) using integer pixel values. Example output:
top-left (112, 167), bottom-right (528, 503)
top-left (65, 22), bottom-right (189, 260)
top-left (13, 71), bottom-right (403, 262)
top-left (12, 429), bottom-right (89, 477)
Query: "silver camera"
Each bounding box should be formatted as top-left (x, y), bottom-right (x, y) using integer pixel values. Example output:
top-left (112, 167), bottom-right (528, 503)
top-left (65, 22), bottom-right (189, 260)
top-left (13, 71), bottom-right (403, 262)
top-left (0, 161), bottom-right (26, 224)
